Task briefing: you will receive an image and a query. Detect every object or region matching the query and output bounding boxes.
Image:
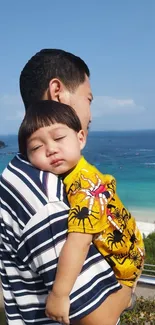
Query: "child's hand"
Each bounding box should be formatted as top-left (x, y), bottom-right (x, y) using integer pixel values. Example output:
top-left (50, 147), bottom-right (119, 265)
top-left (45, 291), bottom-right (70, 325)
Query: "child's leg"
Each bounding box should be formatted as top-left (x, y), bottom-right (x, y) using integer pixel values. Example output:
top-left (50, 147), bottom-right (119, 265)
top-left (72, 284), bottom-right (132, 325)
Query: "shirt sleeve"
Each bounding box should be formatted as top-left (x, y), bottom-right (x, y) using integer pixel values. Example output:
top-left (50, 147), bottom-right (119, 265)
top-left (17, 202), bottom-right (69, 290)
top-left (67, 170), bottom-right (116, 234)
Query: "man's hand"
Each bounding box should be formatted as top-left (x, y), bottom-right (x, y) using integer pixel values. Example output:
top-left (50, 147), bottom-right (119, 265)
top-left (45, 291), bottom-right (70, 325)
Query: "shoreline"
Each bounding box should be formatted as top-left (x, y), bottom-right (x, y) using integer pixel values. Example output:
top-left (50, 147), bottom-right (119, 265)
top-left (129, 206), bottom-right (155, 223)
top-left (136, 220), bottom-right (155, 237)
top-left (129, 206), bottom-right (155, 237)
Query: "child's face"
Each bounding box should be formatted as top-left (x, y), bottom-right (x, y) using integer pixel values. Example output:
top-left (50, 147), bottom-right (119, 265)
top-left (27, 123), bottom-right (86, 175)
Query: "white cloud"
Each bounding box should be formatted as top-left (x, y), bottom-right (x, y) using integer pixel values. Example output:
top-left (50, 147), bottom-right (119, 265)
top-left (0, 93), bottom-right (153, 134)
top-left (92, 96), bottom-right (145, 117)
top-left (0, 94), bottom-right (22, 107)
top-left (6, 110), bottom-right (24, 121)
top-left (90, 96), bottom-right (154, 131)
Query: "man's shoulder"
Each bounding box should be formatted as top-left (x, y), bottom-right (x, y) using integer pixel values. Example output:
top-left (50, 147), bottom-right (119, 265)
top-left (1, 154), bottom-right (42, 182)
top-left (2, 153), bottom-right (30, 171)
top-left (1, 154), bottom-right (66, 204)
top-left (0, 154), bottom-right (47, 204)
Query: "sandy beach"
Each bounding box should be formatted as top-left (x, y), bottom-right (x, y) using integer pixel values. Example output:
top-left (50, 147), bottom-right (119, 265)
top-left (130, 207), bottom-right (155, 223)
top-left (129, 207), bottom-right (155, 237)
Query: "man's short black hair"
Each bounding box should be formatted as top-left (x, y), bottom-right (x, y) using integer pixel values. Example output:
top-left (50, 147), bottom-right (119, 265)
top-left (20, 49), bottom-right (90, 109)
top-left (18, 100), bottom-right (82, 157)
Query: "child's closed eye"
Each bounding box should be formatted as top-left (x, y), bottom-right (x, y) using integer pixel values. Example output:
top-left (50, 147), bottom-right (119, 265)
top-left (31, 145), bottom-right (43, 151)
top-left (54, 136), bottom-right (66, 141)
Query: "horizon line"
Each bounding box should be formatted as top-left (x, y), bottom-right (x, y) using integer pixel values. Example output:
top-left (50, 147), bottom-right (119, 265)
top-left (0, 128), bottom-right (155, 137)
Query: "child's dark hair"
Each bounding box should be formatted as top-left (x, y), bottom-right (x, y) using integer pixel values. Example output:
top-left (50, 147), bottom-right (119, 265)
top-left (20, 49), bottom-right (90, 110)
top-left (18, 100), bottom-right (82, 157)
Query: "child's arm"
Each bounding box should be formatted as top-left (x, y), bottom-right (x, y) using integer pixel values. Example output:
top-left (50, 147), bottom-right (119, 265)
top-left (45, 232), bottom-right (93, 324)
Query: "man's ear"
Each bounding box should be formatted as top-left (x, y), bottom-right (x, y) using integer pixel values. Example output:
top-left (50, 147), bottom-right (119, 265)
top-left (47, 78), bottom-right (70, 104)
top-left (47, 78), bottom-right (62, 102)
top-left (78, 130), bottom-right (87, 150)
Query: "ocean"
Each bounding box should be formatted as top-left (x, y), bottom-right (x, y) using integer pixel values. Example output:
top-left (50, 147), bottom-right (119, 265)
top-left (0, 130), bottom-right (155, 222)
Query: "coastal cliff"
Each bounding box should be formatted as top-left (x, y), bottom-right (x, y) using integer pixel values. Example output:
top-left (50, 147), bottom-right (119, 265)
top-left (0, 141), bottom-right (6, 149)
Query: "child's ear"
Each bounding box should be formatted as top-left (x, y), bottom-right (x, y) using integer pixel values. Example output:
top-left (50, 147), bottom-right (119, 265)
top-left (77, 130), bottom-right (86, 150)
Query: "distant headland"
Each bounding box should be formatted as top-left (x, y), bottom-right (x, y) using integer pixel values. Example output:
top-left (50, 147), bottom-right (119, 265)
top-left (0, 140), bottom-right (6, 149)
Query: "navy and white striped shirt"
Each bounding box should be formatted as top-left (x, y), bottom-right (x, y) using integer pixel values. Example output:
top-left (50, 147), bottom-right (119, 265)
top-left (0, 154), bottom-right (121, 324)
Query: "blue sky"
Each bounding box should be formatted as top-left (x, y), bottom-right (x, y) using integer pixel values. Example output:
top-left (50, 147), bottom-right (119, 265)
top-left (0, 0), bottom-right (155, 134)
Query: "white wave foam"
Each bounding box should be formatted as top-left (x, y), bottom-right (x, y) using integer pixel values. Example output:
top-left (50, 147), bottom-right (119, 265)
top-left (144, 162), bottom-right (155, 165)
top-left (139, 149), bottom-right (154, 152)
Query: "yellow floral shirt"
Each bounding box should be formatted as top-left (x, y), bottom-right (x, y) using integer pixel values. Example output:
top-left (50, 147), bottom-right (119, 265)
top-left (64, 156), bottom-right (145, 287)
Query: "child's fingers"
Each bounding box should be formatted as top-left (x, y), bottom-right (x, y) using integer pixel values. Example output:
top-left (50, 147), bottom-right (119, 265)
top-left (62, 315), bottom-right (70, 325)
top-left (45, 310), bottom-right (56, 321)
top-left (45, 311), bottom-right (70, 325)
top-left (45, 310), bottom-right (49, 318)
top-left (56, 317), bottom-right (63, 323)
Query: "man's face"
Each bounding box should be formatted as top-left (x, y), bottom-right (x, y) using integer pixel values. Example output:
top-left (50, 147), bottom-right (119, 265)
top-left (60, 75), bottom-right (93, 134)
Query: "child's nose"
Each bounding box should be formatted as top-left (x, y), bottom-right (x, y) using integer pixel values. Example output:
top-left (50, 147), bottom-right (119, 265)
top-left (46, 143), bottom-right (58, 156)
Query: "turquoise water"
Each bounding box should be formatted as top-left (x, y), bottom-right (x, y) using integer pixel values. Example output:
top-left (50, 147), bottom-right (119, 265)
top-left (0, 130), bottom-right (155, 212)
top-left (84, 130), bottom-right (155, 210)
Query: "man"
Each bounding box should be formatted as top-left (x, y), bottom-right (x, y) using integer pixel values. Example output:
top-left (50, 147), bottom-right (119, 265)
top-left (0, 49), bottom-right (131, 325)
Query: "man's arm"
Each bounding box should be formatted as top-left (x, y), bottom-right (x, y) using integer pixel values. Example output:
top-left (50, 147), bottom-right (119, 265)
top-left (46, 232), bottom-right (92, 324)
